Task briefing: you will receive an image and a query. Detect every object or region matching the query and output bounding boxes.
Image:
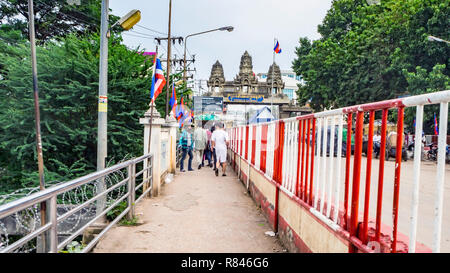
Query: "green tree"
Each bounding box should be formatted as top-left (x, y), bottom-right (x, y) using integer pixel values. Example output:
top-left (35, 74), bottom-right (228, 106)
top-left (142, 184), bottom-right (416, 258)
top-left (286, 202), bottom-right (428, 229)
top-left (292, 0), bottom-right (449, 132)
top-left (403, 64), bottom-right (450, 134)
top-left (0, 28), bottom-right (153, 192)
top-left (0, 0), bottom-right (120, 43)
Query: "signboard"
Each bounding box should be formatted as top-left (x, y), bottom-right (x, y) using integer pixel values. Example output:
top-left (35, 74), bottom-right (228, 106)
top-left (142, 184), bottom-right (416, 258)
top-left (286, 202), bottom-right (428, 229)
top-left (226, 95), bottom-right (264, 103)
top-left (193, 96), bottom-right (223, 114)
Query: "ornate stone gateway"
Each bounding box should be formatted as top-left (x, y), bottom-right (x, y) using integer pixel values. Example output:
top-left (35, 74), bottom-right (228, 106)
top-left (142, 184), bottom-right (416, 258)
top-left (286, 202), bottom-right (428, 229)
top-left (207, 50), bottom-right (284, 97)
top-left (205, 50), bottom-right (311, 121)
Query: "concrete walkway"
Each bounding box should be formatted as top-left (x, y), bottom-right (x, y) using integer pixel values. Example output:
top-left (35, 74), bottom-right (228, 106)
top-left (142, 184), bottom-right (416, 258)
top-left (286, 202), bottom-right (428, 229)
top-left (93, 163), bottom-right (285, 253)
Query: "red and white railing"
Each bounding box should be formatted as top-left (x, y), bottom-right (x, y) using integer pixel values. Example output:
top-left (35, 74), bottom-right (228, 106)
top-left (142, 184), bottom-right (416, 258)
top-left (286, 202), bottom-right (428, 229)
top-left (228, 90), bottom-right (449, 253)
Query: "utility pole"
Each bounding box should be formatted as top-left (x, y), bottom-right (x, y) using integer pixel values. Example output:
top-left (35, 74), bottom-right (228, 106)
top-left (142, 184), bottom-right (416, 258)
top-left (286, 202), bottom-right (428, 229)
top-left (165, 0), bottom-right (172, 118)
top-left (96, 0), bottom-right (109, 222)
top-left (27, 0), bottom-right (47, 252)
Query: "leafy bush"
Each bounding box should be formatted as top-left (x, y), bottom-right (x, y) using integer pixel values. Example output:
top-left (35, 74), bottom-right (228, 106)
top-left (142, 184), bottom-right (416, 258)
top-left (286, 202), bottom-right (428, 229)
top-left (0, 29), bottom-right (153, 193)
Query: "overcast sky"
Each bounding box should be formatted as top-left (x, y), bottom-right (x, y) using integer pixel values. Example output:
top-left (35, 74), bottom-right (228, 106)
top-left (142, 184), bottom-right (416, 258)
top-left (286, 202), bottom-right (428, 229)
top-left (110, 0), bottom-right (332, 81)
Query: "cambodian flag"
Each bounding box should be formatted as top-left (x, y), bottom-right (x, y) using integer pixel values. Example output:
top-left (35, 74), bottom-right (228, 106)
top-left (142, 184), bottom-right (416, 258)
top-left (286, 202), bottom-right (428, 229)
top-left (434, 113), bottom-right (439, 135)
top-left (274, 40), bottom-right (282, 54)
top-left (169, 83), bottom-right (177, 117)
top-left (150, 58), bottom-right (166, 102)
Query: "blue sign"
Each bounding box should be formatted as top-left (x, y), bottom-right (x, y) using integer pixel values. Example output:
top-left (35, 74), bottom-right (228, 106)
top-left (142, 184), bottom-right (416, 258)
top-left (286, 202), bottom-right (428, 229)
top-left (227, 95), bottom-right (264, 102)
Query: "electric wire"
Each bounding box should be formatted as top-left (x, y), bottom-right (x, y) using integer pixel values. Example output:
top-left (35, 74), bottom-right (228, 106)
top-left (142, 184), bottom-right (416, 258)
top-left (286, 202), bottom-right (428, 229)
top-left (128, 30), bottom-right (157, 38)
top-left (122, 32), bottom-right (157, 40)
top-left (34, 0), bottom-right (100, 28)
top-left (135, 24), bottom-right (167, 36)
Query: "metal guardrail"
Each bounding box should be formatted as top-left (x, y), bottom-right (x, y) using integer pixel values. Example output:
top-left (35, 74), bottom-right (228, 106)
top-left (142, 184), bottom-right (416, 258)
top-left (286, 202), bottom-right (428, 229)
top-left (0, 154), bottom-right (153, 253)
top-left (229, 90), bottom-right (449, 253)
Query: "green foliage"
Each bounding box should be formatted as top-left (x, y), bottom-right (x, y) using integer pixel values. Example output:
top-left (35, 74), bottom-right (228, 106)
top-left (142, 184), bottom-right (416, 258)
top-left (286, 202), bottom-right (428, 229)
top-left (403, 64), bottom-right (450, 133)
top-left (119, 216), bottom-right (139, 226)
top-left (0, 0), bottom-right (121, 43)
top-left (106, 200), bottom-right (128, 221)
top-left (59, 241), bottom-right (85, 253)
top-left (0, 28), bottom-right (154, 192)
top-left (292, 0), bottom-right (449, 133)
top-left (105, 200), bottom-right (140, 225)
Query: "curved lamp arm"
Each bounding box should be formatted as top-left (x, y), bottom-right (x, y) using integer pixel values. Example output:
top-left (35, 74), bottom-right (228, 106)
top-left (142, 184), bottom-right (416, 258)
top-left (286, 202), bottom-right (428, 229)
top-left (183, 26), bottom-right (234, 82)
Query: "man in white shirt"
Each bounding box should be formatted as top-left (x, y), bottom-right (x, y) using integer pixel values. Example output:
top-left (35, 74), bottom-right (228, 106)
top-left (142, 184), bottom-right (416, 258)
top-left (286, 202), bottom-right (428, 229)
top-left (193, 121), bottom-right (207, 169)
top-left (211, 122), bottom-right (229, 177)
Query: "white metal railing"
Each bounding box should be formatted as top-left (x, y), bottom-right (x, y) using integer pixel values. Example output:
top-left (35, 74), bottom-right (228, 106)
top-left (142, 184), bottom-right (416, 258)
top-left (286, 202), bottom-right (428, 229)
top-left (0, 154), bottom-right (153, 253)
top-left (229, 90), bottom-right (449, 253)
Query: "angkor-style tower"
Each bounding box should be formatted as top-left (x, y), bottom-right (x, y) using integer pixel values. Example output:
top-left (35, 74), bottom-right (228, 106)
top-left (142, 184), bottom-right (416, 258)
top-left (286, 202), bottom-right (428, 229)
top-left (233, 51), bottom-right (259, 93)
top-left (266, 62), bottom-right (284, 95)
top-left (208, 60), bottom-right (225, 93)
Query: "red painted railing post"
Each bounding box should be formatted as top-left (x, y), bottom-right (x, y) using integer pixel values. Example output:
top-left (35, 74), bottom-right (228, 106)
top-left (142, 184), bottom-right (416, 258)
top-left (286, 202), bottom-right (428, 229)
top-left (273, 120), bottom-right (285, 233)
top-left (274, 122), bottom-right (280, 183)
top-left (304, 119), bottom-right (311, 203)
top-left (392, 107), bottom-right (404, 253)
top-left (251, 126), bottom-right (256, 165)
top-left (278, 121), bottom-right (285, 184)
top-left (375, 109), bottom-right (388, 242)
top-left (349, 111), bottom-right (364, 253)
top-left (300, 119), bottom-right (306, 200)
top-left (362, 110), bottom-right (375, 244)
top-left (309, 118), bottom-right (316, 206)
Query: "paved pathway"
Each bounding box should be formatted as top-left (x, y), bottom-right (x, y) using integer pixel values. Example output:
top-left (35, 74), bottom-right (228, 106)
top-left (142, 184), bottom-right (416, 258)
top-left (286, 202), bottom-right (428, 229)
top-left (94, 162), bottom-right (285, 253)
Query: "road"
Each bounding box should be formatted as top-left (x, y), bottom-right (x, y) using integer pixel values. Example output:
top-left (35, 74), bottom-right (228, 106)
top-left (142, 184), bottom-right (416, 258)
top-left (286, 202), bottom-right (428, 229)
top-left (329, 156), bottom-right (450, 252)
top-left (93, 163), bottom-right (285, 253)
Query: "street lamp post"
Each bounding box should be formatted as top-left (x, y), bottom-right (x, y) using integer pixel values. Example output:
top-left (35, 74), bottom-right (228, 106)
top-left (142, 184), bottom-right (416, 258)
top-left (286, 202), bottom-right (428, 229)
top-left (183, 26), bottom-right (234, 83)
top-left (96, 0), bottom-right (140, 221)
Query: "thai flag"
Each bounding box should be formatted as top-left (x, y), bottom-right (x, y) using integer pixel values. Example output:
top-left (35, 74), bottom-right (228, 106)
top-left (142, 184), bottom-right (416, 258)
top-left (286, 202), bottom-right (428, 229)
top-left (434, 113), bottom-right (439, 135)
top-left (169, 84), bottom-right (177, 117)
top-left (274, 40), bottom-right (282, 54)
top-left (150, 58), bottom-right (166, 102)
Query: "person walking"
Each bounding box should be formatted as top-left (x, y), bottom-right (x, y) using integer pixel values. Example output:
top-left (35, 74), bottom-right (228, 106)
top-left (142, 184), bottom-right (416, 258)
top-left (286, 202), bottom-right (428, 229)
top-left (193, 121), bottom-right (207, 169)
top-left (210, 125), bottom-right (217, 171)
top-left (211, 122), bottom-right (229, 177)
top-left (179, 124), bottom-right (194, 172)
top-left (204, 127), bottom-right (213, 167)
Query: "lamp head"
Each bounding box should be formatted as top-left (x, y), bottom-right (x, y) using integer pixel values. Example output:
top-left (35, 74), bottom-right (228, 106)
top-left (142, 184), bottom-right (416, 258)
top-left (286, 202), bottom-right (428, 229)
top-left (118, 9), bottom-right (141, 30)
top-left (220, 26), bottom-right (234, 32)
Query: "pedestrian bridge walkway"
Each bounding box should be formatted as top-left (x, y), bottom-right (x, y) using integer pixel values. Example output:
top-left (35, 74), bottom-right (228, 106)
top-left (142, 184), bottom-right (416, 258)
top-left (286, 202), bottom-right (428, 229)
top-left (0, 90), bottom-right (449, 253)
top-left (93, 165), bottom-right (284, 253)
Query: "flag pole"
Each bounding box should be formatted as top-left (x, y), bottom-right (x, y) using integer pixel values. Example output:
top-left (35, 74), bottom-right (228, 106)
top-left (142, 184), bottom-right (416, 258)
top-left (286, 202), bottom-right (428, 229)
top-left (171, 80), bottom-right (175, 118)
top-left (145, 46), bottom-right (159, 196)
top-left (270, 38), bottom-right (275, 119)
top-left (148, 45), bottom-right (159, 156)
